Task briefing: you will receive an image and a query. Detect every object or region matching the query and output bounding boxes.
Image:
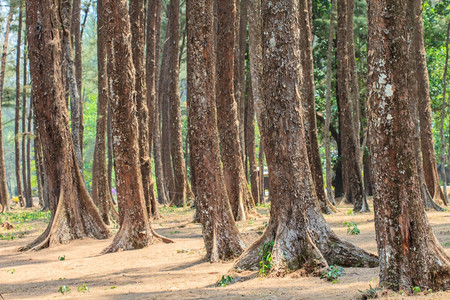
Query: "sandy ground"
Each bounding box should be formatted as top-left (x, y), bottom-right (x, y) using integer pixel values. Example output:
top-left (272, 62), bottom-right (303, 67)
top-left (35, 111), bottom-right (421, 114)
top-left (1, 201), bottom-right (450, 300)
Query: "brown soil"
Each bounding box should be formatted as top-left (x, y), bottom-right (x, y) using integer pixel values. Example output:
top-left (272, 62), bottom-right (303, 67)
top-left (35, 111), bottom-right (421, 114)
top-left (1, 201), bottom-right (449, 300)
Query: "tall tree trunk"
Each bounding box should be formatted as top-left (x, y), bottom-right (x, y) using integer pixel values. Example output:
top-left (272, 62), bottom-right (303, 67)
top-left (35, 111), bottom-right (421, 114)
top-left (22, 34), bottom-right (30, 207)
top-left (246, 78), bottom-right (260, 204)
top-left (442, 23), bottom-right (450, 204)
top-left (102, 0), bottom-right (172, 253)
top-left (237, 0), bottom-right (247, 170)
top-left (148, 0), bottom-right (167, 209)
top-left (167, 0), bottom-right (191, 207)
top-left (60, 0), bottom-right (83, 173)
top-left (35, 132), bottom-right (49, 210)
top-left (0, 9), bottom-right (12, 213)
top-left (367, 0), bottom-right (450, 291)
top-left (299, 0), bottom-right (335, 214)
top-left (412, 5), bottom-right (447, 206)
top-left (26, 101), bottom-right (32, 204)
top-left (22, 0), bottom-right (109, 251)
top-left (324, 0), bottom-right (337, 205)
top-left (187, 0), bottom-right (245, 262)
top-left (233, 0), bottom-right (377, 273)
top-left (72, 0), bottom-right (83, 164)
top-left (15, 3), bottom-right (25, 207)
top-left (92, 0), bottom-right (119, 225)
top-left (216, 0), bottom-right (255, 221)
top-left (336, 0), bottom-right (368, 212)
top-left (107, 100), bottom-right (114, 203)
top-left (130, 0), bottom-right (159, 218)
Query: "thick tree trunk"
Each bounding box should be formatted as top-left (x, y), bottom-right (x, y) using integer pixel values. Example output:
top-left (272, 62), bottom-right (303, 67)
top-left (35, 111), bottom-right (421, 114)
top-left (216, 0), bottom-right (255, 221)
top-left (412, 6), bottom-right (447, 206)
top-left (0, 9), bottom-right (12, 213)
top-left (60, 0), bottom-right (83, 173)
top-left (15, 4), bottom-right (25, 208)
top-left (299, 0), bottom-right (335, 214)
top-left (187, 0), bottom-right (245, 262)
top-left (92, 0), bottom-right (119, 225)
top-left (324, 0), bottom-right (337, 205)
top-left (130, 0), bottom-right (159, 218)
top-left (336, 0), bottom-right (368, 212)
top-left (233, 0), bottom-right (377, 274)
top-left (167, 0), bottom-right (191, 207)
top-left (102, 0), bottom-right (171, 252)
top-left (367, 0), bottom-right (450, 291)
top-left (22, 0), bottom-right (109, 251)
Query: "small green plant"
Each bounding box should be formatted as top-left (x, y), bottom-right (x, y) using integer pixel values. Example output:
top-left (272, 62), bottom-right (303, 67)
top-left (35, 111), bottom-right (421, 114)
top-left (77, 283), bottom-right (90, 293)
top-left (258, 241), bottom-right (274, 277)
top-left (7, 268), bottom-right (15, 274)
top-left (358, 285), bottom-right (381, 299)
top-left (412, 286), bottom-right (421, 295)
top-left (58, 255), bottom-right (66, 261)
top-left (346, 209), bottom-right (355, 215)
top-left (110, 286), bottom-right (116, 289)
top-left (58, 285), bottom-right (71, 294)
top-left (216, 275), bottom-right (234, 287)
top-left (321, 265), bottom-right (344, 283)
top-left (344, 221), bottom-right (360, 235)
top-left (444, 242), bottom-right (450, 246)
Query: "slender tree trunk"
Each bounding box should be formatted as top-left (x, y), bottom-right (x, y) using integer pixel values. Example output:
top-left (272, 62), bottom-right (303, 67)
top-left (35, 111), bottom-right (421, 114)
top-left (92, 0), bottom-right (119, 225)
top-left (325, 0), bottom-right (337, 205)
top-left (72, 0), bottom-right (83, 164)
top-left (299, 0), bottom-right (335, 214)
top-left (22, 34), bottom-right (30, 207)
top-left (367, 0), bottom-right (450, 291)
top-left (0, 9), bottom-right (12, 213)
top-left (15, 3), bottom-right (25, 207)
top-left (237, 0), bottom-right (247, 170)
top-left (187, 0), bottom-right (245, 262)
top-left (246, 78), bottom-right (260, 204)
top-left (22, 0), bottom-right (109, 251)
top-left (34, 132), bottom-right (49, 210)
top-left (60, 0), bottom-right (83, 173)
top-left (107, 99), bottom-right (114, 203)
top-left (412, 6), bottom-right (447, 206)
top-left (167, 0), bottom-right (191, 207)
top-left (26, 102), bottom-right (32, 204)
top-left (102, 0), bottom-right (172, 253)
top-left (336, 0), bottom-right (368, 212)
top-left (442, 23), bottom-right (450, 204)
top-left (233, 0), bottom-right (377, 273)
top-left (216, 0), bottom-right (255, 221)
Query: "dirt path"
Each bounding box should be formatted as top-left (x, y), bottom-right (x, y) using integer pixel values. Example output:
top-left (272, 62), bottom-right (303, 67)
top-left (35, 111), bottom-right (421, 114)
top-left (1, 203), bottom-right (450, 299)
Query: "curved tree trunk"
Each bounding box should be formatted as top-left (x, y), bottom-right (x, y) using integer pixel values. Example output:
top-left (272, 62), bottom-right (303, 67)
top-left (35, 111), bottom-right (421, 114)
top-left (22, 0), bottom-right (109, 251)
top-left (187, 0), bottom-right (245, 262)
top-left (216, 0), bottom-right (255, 221)
top-left (92, 0), bottom-right (119, 225)
top-left (367, 0), bottom-right (450, 291)
top-left (232, 0), bottom-right (377, 274)
top-left (102, 0), bottom-right (172, 253)
top-left (299, 0), bottom-right (336, 214)
top-left (0, 9), bottom-right (12, 213)
top-left (336, 0), bottom-right (368, 212)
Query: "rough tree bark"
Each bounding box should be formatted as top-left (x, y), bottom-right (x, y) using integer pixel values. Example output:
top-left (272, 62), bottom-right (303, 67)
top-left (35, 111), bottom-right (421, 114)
top-left (299, 0), bottom-right (335, 214)
top-left (187, 0), bottom-right (245, 262)
top-left (336, 0), bottom-right (368, 212)
top-left (216, 0), bottom-right (255, 221)
top-left (237, 0), bottom-right (247, 170)
top-left (411, 4), bottom-right (447, 206)
top-left (91, 0), bottom-right (119, 225)
top-left (60, 0), bottom-right (83, 173)
top-left (442, 23), bottom-right (450, 204)
top-left (102, 0), bottom-right (171, 252)
top-left (246, 79), bottom-right (260, 204)
top-left (167, 0), bottom-right (191, 207)
top-left (232, 0), bottom-right (377, 274)
top-left (130, 0), bottom-right (160, 218)
top-left (0, 9), bottom-right (12, 213)
top-left (22, 31), bottom-right (30, 208)
top-left (367, 0), bottom-right (450, 291)
top-left (22, 0), bottom-right (109, 251)
top-left (15, 3), bottom-right (25, 207)
top-left (324, 0), bottom-right (337, 205)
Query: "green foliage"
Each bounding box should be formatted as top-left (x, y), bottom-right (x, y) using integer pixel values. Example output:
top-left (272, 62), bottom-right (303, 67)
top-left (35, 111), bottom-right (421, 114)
top-left (412, 286), bottom-right (421, 295)
top-left (7, 268), bottom-right (15, 274)
top-left (58, 285), bottom-right (71, 295)
top-left (58, 255), bottom-right (66, 261)
top-left (346, 209), bottom-right (355, 215)
top-left (321, 265), bottom-right (344, 283)
top-left (216, 275), bottom-right (234, 287)
top-left (258, 241), bottom-right (274, 277)
top-left (77, 283), bottom-right (90, 293)
top-left (358, 285), bottom-right (382, 299)
top-left (344, 221), bottom-right (360, 235)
